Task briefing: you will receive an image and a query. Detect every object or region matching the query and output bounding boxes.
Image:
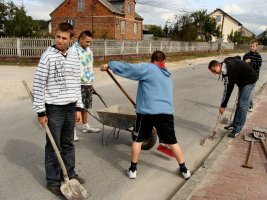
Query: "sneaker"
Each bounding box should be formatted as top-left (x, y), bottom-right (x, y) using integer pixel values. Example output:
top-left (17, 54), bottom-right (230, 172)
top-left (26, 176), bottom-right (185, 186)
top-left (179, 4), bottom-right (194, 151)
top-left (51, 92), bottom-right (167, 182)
top-left (248, 107), bottom-right (253, 112)
top-left (126, 169), bottom-right (137, 179)
top-left (224, 124), bottom-right (234, 130)
top-left (228, 130), bottom-right (240, 138)
top-left (82, 124), bottom-right (101, 133)
top-left (47, 185), bottom-right (64, 197)
top-left (73, 128), bottom-right (79, 141)
top-left (181, 170), bottom-right (191, 180)
top-left (71, 174), bottom-right (85, 184)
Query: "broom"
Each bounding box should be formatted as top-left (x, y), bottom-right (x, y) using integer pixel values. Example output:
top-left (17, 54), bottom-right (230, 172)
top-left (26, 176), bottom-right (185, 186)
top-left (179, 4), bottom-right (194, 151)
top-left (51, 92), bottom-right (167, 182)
top-left (156, 143), bottom-right (175, 157)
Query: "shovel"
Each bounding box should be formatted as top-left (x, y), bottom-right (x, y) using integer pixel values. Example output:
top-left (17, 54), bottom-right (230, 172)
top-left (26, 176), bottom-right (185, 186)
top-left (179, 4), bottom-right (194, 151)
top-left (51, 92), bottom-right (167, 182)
top-left (106, 70), bottom-right (174, 157)
top-left (200, 112), bottom-right (221, 145)
top-left (22, 80), bottom-right (89, 200)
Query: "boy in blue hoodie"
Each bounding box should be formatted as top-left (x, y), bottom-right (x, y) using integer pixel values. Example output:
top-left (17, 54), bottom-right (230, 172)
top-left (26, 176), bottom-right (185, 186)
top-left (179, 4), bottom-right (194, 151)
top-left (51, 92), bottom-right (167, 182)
top-left (100, 51), bottom-right (191, 180)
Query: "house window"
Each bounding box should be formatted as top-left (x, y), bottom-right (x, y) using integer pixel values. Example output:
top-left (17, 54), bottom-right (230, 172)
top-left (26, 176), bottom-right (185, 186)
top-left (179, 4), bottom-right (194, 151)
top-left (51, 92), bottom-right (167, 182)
top-left (121, 20), bottom-right (125, 34)
top-left (78, 0), bottom-right (85, 11)
top-left (216, 15), bottom-right (221, 22)
top-left (128, 3), bottom-right (131, 14)
top-left (66, 19), bottom-right (75, 27)
top-left (133, 23), bottom-right (137, 35)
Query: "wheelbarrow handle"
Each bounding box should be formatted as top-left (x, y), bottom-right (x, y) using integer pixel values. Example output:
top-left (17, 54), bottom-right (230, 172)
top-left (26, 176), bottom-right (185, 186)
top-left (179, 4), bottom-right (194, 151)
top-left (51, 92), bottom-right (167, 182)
top-left (92, 88), bottom-right (108, 108)
top-left (106, 69), bottom-right (136, 107)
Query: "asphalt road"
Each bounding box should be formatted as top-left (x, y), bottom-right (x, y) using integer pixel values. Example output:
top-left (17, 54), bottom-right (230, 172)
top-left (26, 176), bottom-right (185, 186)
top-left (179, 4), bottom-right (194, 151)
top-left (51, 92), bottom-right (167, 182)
top-left (0, 53), bottom-right (266, 200)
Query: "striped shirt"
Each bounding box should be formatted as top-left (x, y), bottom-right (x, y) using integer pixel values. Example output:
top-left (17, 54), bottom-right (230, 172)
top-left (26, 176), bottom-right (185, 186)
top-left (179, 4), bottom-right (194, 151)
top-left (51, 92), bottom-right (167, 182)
top-left (33, 46), bottom-right (83, 114)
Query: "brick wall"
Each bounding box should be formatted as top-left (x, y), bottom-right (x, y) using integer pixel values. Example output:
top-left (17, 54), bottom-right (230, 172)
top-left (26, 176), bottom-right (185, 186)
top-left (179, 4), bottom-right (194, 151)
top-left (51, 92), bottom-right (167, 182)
top-left (50, 0), bottom-right (142, 40)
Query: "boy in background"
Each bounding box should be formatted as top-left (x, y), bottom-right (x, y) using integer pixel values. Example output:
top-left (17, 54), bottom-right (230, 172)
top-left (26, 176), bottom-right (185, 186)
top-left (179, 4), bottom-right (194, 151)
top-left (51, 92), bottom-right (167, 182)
top-left (71, 30), bottom-right (100, 141)
top-left (243, 39), bottom-right (262, 111)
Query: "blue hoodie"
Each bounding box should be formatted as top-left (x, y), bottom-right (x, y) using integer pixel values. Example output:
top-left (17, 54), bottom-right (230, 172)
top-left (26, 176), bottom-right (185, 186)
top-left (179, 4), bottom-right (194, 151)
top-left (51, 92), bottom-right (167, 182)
top-left (108, 61), bottom-right (174, 115)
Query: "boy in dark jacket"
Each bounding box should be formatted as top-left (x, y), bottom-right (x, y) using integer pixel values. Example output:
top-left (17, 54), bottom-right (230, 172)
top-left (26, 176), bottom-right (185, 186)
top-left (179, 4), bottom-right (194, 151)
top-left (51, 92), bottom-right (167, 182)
top-left (243, 39), bottom-right (262, 111)
top-left (208, 56), bottom-right (257, 138)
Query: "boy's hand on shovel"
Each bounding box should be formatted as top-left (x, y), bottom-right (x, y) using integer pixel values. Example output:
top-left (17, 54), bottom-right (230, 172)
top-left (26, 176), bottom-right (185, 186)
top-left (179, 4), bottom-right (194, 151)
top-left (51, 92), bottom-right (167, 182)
top-left (100, 64), bottom-right (109, 71)
top-left (38, 116), bottom-right (48, 128)
top-left (219, 107), bottom-right (225, 115)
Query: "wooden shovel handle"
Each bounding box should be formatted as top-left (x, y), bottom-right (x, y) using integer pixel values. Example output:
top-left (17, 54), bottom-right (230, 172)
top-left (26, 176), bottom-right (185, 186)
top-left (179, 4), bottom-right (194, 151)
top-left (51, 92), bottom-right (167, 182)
top-left (242, 140), bottom-right (254, 169)
top-left (22, 80), bottom-right (69, 181)
top-left (211, 113), bottom-right (221, 140)
top-left (44, 124), bottom-right (69, 181)
top-left (260, 139), bottom-right (267, 158)
top-left (106, 70), bottom-right (136, 107)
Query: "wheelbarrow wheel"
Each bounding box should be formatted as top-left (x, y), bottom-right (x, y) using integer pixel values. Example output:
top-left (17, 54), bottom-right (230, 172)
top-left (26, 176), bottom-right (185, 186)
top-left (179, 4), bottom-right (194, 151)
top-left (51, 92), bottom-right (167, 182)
top-left (141, 128), bottom-right (157, 150)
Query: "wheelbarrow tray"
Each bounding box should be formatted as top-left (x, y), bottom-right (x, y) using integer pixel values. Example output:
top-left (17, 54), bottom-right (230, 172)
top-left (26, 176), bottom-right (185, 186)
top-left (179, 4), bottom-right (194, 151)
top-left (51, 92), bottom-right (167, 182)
top-left (97, 105), bottom-right (136, 130)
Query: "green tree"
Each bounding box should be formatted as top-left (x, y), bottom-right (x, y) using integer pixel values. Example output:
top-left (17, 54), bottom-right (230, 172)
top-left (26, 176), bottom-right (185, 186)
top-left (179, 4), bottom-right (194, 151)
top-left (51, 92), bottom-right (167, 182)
top-left (227, 29), bottom-right (254, 44)
top-left (148, 25), bottom-right (165, 38)
top-left (167, 10), bottom-right (221, 41)
top-left (0, 2), bottom-right (7, 36)
top-left (163, 21), bottom-right (171, 38)
top-left (258, 30), bottom-right (267, 45)
top-left (2, 1), bottom-right (42, 37)
top-left (169, 13), bottom-right (196, 41)
top-left (190, 10), bottom-right (221, 41)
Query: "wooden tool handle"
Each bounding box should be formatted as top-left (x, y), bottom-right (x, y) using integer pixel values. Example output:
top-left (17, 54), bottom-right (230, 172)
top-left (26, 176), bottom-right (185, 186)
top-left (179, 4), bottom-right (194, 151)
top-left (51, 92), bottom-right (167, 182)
top-left (106, 70), bottom-right (136, 107)
top-left (242, 140), bottom-right (254, 169)
top-left (260, 139), bottom-right (267, 158)
top-left (22, 80), bottom-right (69, 181)
top-left (211, 113), bottom-right (221, 140)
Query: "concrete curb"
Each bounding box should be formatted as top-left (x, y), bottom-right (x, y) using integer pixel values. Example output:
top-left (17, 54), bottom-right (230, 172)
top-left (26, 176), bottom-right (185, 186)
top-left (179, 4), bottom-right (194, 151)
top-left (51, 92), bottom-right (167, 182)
top-left (171, 81), bottom-right (267, 200)
top-left (170, 133), bottom-right (231, 200)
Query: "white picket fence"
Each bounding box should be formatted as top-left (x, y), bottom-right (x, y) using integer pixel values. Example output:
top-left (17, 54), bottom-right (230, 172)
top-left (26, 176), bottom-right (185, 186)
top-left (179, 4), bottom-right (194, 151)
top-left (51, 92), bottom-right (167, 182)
top-left (0, 37), bottom-right (234, 57)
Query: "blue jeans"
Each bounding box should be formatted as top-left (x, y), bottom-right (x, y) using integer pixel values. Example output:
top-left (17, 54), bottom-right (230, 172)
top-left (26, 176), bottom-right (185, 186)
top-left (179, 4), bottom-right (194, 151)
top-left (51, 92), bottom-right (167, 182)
top-left (233, 83), bottom-right (255, 132)
top-left (45, 103), bottom-right (76, 186)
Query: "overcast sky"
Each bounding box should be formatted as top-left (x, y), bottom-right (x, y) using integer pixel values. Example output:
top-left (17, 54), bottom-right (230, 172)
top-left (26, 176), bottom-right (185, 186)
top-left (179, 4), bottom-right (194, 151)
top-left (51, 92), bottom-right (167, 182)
top-left (8, 0), bottom-right (267, 35)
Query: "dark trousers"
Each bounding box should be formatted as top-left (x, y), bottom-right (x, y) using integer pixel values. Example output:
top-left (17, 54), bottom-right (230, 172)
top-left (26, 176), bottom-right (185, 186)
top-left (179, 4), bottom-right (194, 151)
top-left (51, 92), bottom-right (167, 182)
top-left (45, 103), bottom-right (76, 186)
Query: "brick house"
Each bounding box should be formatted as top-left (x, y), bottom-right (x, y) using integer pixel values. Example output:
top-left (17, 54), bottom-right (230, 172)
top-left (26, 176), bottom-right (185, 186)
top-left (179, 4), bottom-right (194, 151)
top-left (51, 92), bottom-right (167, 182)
top-left (50, 0), bottom-right (143, 40)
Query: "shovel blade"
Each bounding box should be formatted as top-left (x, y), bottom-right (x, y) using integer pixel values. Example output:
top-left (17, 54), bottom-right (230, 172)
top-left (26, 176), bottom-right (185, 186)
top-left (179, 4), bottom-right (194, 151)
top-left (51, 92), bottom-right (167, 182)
top-left (60, 179), bottom-right (89, 200)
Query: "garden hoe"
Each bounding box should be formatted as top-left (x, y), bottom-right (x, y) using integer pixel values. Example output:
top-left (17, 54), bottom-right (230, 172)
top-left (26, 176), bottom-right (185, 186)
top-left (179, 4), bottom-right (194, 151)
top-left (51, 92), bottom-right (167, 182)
top-left (22, 80), bottom-right (89, 200)
top-left (106, 70), bottom-right (175, 157)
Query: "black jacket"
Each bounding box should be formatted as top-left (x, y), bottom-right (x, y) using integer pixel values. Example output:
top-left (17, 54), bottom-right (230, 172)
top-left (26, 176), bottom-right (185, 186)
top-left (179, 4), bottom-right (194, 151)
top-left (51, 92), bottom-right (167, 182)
top-left (243, 51), bottom-right (262, 79)
top-left (221, 57), bottom-right (257, 108)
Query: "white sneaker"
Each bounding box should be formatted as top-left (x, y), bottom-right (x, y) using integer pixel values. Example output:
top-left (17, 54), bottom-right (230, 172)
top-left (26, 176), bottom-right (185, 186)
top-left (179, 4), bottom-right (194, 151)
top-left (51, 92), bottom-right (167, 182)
top-left (73, 128), bottom-right (79, 141)
top-left (82, 124), bottom-right (101, 133)
top-left (126, 170), bottom-right (137, 179)
top-left (181, 170), bottom-right (191, 180)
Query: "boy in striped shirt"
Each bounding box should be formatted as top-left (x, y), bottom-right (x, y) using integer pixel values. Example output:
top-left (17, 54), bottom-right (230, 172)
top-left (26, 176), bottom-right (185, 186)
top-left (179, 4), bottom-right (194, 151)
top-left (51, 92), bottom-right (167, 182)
top-left (32, 22), bottom-right (85, 197)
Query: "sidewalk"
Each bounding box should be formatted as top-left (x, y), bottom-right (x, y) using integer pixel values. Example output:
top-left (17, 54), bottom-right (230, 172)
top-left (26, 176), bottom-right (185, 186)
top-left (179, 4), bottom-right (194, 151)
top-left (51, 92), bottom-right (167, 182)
top-left (172, 83), bottom-right (267, 200)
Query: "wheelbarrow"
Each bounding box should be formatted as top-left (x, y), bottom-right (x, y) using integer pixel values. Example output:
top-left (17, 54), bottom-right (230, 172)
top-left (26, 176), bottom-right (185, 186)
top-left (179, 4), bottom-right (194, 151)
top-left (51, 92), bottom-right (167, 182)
top-left (87, 92), bottom-right (157, 150)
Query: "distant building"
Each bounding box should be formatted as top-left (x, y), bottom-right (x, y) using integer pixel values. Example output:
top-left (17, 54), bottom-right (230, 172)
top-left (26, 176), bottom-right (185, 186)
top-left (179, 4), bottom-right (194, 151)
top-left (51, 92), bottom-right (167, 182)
top-left (209, 8), bottom-right (254, 42)
top-left (240, 26), bottom-right (254, 38)
top-left (50, 0), bottom-right (143, 40)
top-left (142, 24), bottom-right (153, 40)
top-left (258, 29), bottom-right (267, 38)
